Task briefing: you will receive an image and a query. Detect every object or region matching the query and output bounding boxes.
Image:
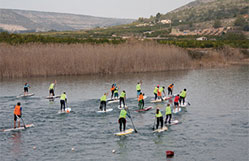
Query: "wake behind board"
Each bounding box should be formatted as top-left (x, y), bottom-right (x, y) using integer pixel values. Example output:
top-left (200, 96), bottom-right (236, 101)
top-left (2, 124), bottom-right (34, 132)
top-left (180, 102), bottom-right (188, 107)
top-left (153, 126), bottom-right (168, 133)
top-left (46, 95), bottom-right (60, 99)
top-left (115, 129), bottom-right (134, 136)
top-left (97, 108), bottom-right (113, 113)
top-left (173, 108), bottom-right (182, 114)
top-left (58, 108), bottom-right (71, 114)
top-left (136, 106), bottom-right (152, 112)
top-left (17, 93), bottom-right (35, 98)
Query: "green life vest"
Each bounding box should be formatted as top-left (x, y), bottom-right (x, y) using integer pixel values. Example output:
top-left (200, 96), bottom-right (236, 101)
top-left (136, 84), bottom-right (141, 91)
top-left (114, 88), bottom-right (118, 94)
top-left (154, 87), bottom-right (158, 94)
top-left (165, 105), bottom-right (172, 115)
top-left (49, 83), bottom-right (55, 90)
top-left (60, 94), bottom-right (67, 101)
top-left (180, 90), bottom-right (186, 98)
top-left (120, 92), bottom-right (126, 98)
top-left (119, 109), bottom-right (127, 118)
top-left (159, 87), bottom-right (164, 92)
top-left (156, 111), bottom-right (162, 117)
top-left (100, 95), bottom-right (107, 102)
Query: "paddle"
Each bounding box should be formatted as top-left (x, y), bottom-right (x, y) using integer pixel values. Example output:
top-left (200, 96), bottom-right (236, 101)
top-left (20, 117), bottom-right (26, 129)
top-left (127, 108), bottom-right (138, 133)
top-left (152, 117), bottom-right (156, 131)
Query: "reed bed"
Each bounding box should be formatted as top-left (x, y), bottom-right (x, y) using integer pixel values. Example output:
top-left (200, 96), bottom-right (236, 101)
top-left (0, 42), bottom-right (192, 78)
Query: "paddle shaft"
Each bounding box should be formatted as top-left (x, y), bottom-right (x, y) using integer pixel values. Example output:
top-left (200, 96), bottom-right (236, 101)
top-left (20, 117), bottom-right (26, 129)
top-left (152, 117), bottom-right (156, 130)
top-left (127, 108), bottom-right (137, 133)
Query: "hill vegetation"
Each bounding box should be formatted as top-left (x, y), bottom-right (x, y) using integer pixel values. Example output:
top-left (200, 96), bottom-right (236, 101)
top-left (0, 9), bottom-right (134, 32)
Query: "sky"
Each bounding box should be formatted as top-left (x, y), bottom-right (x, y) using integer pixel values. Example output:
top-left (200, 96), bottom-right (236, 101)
top-left (0, 0), bottom-right (195, 19)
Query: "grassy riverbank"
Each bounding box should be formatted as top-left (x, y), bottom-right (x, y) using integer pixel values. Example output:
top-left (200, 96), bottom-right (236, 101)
top-left (0, 40), bottom-right (247, 78)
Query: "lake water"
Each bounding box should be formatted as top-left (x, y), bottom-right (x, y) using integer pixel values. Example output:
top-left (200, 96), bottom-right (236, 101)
top-left (0, 65), bottom-right (248, 161)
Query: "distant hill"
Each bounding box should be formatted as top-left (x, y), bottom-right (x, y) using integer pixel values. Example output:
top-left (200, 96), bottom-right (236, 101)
top-left (0, 9), bottom-right (134, 32)
top-left (157, 0), bottom-right (249, 24)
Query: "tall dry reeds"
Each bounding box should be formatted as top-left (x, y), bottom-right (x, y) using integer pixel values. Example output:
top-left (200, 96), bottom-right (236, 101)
top-left (0, 41), bottom-right (192, 78)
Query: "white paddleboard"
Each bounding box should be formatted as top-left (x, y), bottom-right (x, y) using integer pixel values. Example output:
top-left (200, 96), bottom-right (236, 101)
top-left (58, 108), bottom-right (71, 114)
top-left (153, 126), bottom-right (168, 133)
top-left (150, 98), bottom-right (164, 103)
top-left (2, 124), bottom-right (34, 132)
top-left (107, 99), bottom-right (119, 104)
top-left (173, 108), bottom-right (182, 114)
top-left (166, 120), bottom-right (180, 126)
top-left (97, 109), bottom-right (113, 113)
top-left (46, 95), bottom-right (60, 99)
top-left (180, 102), bottom-right (188, 107)
top-left (117, 105), bottom-right (127, 110)
top-left (115, 129), bottom-right (134, 136)
top-left (17, 93), bottom-right (35, 98)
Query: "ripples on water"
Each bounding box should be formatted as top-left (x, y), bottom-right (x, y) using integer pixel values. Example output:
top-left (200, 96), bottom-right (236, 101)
top-left (0, 66), bottom-right (248, 161)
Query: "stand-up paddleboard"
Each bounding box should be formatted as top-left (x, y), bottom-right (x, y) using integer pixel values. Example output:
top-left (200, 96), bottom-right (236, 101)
top-left (46, 95), bottom-right (60, 99)
top-left (97, 109), bottom-right (113, 113)
top-left (107, 99), bottom-right (119, 104)
top-left (136, 106), bottom-right (153, 112)
top-left (166, 120), bottom-right (180, 126)
top-left (164, 94), bottom-right (177, 101)
top-left (115, 129), bottom-right (134, 136)
top-left (153, 126), bottom-right (168, 133)
top-left (17, 93), bottom-right (35, 98)
top-left (58, 108), bottom-right (71, 114)
top-left (150, 98), bottom-right (165, 103)
top-left (173, 108), bottom-right (182, 114)
top-left (117, 105), bottom-right (127, 110)
top-left (2, 124), bottom-right (34, 132)
top-left (180, 102), bottom-right (188, 107)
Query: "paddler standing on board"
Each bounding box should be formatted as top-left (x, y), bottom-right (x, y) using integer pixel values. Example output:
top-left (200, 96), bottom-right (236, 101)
top-left (110, 84), bottom-right (115, 100)
top-left (114, 86), bottom-right (119, 99)
top-left (155, 107), bottom-right (163, 129)
top-left (157, 86), bottom-right (165, 101)
top-left (24, 83), bottom-right (31, 96)
top-left (168, 83), bottom-right (174, 96)
top-left (138, 92), bottom-right (144, 110)
top-left (136, 81), bottom-right (142, 98)
top-left (119, 90), bottom-right (126, 108)
top-left (100, 93), bottom-right (108, 111)
top-left (49, 80), bottom-right (56, 96)
top-left (174, 94), bottom-right (180, 112)
top-left (14, 102), bottom-right (22, 128)
top-left (154, 85), bottom-right (159, 100)
top-left (179, 89), bottom-right (187, 105)
top-left (165, 104), bottom-right (172, 125)
top-left (60, 92), bottom-right (67, 111)
top-left (118, 106), bottom-right (130, 132)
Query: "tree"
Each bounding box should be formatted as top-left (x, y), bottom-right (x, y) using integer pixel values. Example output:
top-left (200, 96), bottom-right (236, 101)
top-left (213, 19), bottom-right (222, 28)
top-left (155, 12), bottom-right (161, 23)
top-left (234, 16), bottom-right (247, 27)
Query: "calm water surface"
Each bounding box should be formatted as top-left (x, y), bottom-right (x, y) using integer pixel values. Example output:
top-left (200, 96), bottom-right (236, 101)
top-left (0, 65), bottom-right (248, 161)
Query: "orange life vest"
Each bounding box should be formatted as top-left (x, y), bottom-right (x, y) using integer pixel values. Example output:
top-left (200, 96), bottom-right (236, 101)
top-left (138, 94), bottom-right (144, 101)
top-left (168, 84), bottom-right (174, 89)
top-left (157, 89), bottom-right (162, 96)
top-left (14, 105), bottom-right (21, 115)
top-left (111, 87), bottom-right (115, 91)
